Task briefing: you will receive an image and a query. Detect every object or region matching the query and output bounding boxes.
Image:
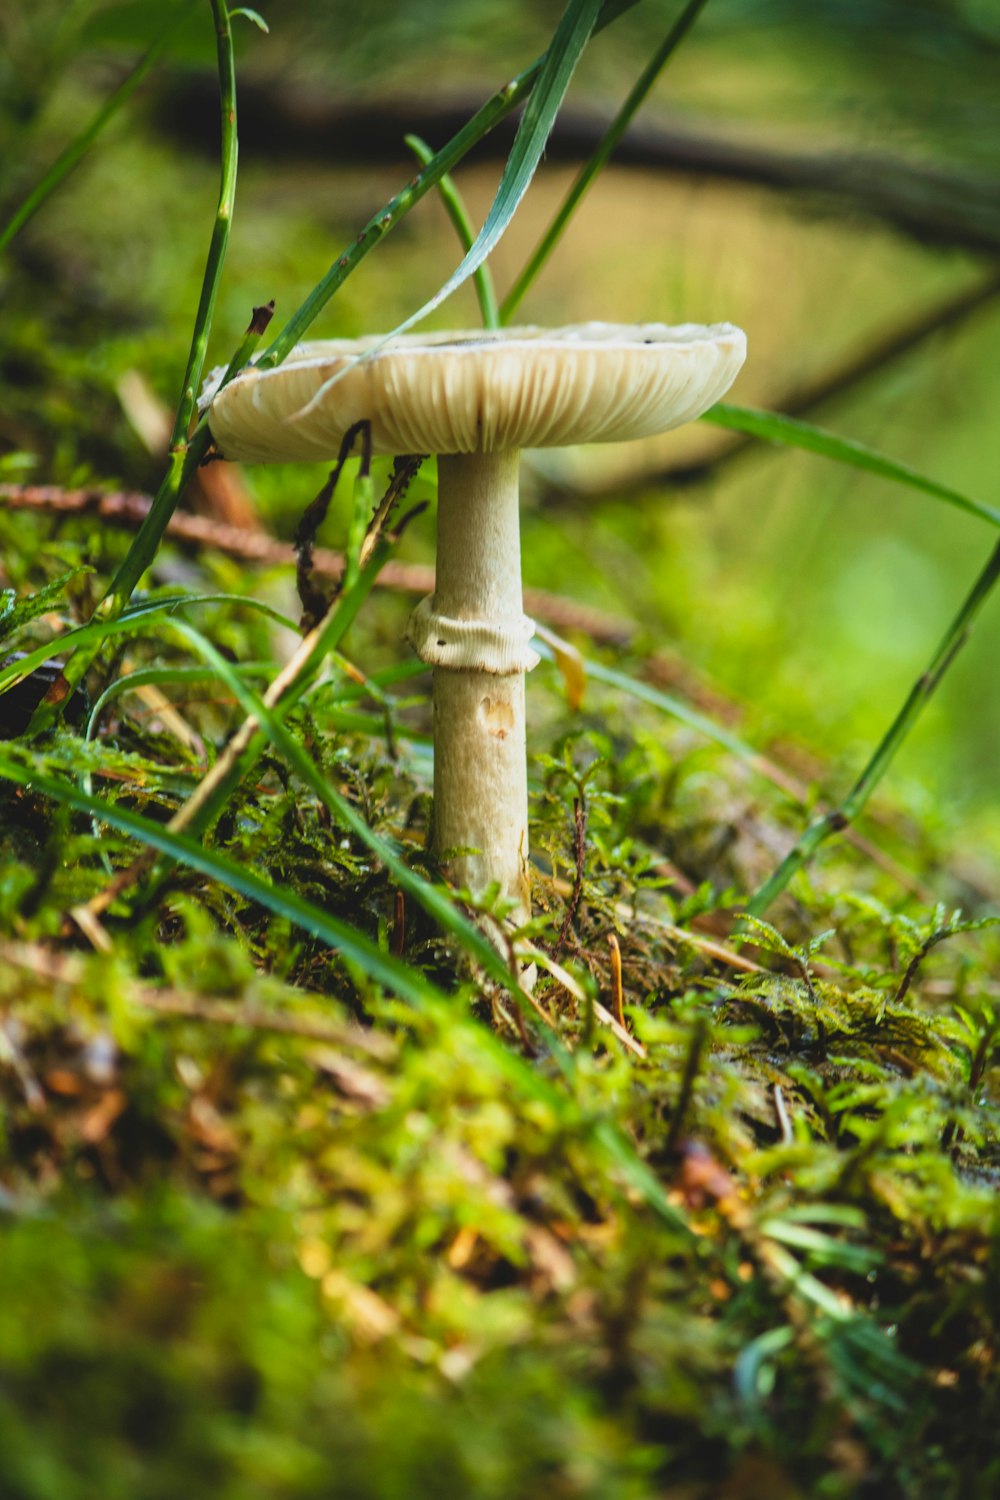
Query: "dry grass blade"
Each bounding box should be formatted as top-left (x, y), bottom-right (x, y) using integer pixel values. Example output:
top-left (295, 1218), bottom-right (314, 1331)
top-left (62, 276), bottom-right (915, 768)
top-left (522, 945), bottom-right (645, 1057)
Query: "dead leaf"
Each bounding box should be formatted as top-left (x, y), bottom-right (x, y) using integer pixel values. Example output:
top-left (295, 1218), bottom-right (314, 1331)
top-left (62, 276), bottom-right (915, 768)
top-left (533, 622), bottom-right (586, 711)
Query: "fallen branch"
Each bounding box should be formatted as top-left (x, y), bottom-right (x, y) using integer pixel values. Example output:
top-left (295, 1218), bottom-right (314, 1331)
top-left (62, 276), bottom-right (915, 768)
top-left (155, 81), bottom-right (1000, 258)
top-left (0, 482), bottom-right (633, 644)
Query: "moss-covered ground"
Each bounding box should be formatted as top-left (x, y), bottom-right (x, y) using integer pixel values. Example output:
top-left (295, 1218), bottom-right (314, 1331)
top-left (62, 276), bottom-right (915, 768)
top-left (1, 559), bottom-right (997, 1497)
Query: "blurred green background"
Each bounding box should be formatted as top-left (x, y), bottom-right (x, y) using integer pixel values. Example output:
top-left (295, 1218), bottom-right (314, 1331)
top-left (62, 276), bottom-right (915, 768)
top-left (3, 0), bottom-right (1000, 880)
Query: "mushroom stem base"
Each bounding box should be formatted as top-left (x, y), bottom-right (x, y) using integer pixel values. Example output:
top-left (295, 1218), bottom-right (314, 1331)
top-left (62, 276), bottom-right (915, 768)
top-left (432, 666), bottom-right (530, 928)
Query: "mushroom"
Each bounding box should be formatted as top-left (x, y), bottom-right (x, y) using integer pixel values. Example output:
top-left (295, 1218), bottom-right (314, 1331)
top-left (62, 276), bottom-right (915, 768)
top-left (207, 322), bottom-right (746, 931)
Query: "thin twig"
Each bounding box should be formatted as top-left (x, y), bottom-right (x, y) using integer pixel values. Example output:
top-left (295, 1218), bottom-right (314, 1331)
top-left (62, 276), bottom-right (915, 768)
top-left (294, 423), bottom-right (370, 626)
top-left (557, 795), bottom-right (589, 944)
top-left (357, 456), bottom-right (426, 571)
top-left (893, 923), bottom-right (959, 1005)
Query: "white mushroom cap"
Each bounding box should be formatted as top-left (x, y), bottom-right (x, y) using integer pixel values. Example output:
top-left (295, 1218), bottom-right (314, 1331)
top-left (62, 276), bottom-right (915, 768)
top-left (206, 322), bottom-right (746, 463)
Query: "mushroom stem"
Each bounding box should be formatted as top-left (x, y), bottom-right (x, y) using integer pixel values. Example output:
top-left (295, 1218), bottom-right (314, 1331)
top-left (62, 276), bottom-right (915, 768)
top-left (435, 450), bottom-right (523, 623)
top-left (427, 449), bottom-right (533, 924)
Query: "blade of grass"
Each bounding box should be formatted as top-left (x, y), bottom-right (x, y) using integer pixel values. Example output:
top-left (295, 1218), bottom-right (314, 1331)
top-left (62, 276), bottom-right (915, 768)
top-left (0, 748), bottom-right (446, 1006)
top-left (26, 0), bottom-right (242, 732)
top-left (405, 134), bottom-right (499, 329)
top-left (378, 0), bottom-right (602, 334)
top-left (84, 661), bottom-right (276, 743)
top-left (101, 0), bottom-right (239, 618)
top-left (746, 537), bottom-right (1000, 915)
top-left (291, 0), bottom-right (605, 415)
top-left (501, 0), bottom-right (711, 322)
top-left (704, 403), bottom-right (1000, 532)
top-left (259, 0), bottom-right (640, 369)
top-left (0, 0), bottom-right (197, 255)
top-left (0, 591), bottom-right (296, 702)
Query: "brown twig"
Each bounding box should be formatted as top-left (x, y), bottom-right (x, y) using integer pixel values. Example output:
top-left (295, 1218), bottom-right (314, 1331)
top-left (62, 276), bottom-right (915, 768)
top-left (0, 482), bottom-right (634, 644)
top-left (358, 455), bottom-right (426, 571)
top-left (557, 795), bottom-right (589, 944)
top-left (391, 891), bottom-right (405, 958)
top-left (294, 424), bottom-right (370, 626)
